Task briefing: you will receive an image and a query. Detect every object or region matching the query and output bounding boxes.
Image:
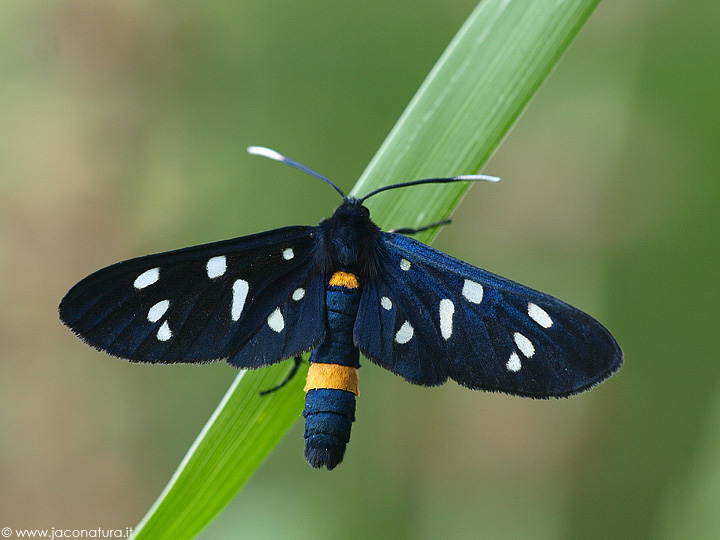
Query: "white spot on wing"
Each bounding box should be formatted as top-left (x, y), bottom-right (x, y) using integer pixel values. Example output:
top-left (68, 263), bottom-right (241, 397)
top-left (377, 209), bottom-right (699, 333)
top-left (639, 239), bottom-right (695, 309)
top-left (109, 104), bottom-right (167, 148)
top-left (528, 303), bottom-right (553, 328)
top-left (282, 248), bottom-right (294, 260)
top-left (147, 300), bottom-right (170, 323)
top-left (292, 288), bottom-right (305, 301)
top-left (514, 332), bottom-right (535, 358)
top-left (439, 299), bottom-right (454, 340)
top-left (134, 268), bottom-right (159, 289)
top-left (506, 352), bottom-right (522, 372)
top-left (231, 279), bottom-right (249, 321)
top-left (381, 296), bottom-right (392, 310)
top-left (400, 258), bottom-right (411, 271)
top-left (462, 280), bottom-right (483, 304)
top-left (157, 321), bottom-right (172, 341)
top-left (206, 256), bottom-right (227, 278)
top-left (267, 308), bottom-right (284, 332)
top-left (395, 321), bottom-right (414, 344)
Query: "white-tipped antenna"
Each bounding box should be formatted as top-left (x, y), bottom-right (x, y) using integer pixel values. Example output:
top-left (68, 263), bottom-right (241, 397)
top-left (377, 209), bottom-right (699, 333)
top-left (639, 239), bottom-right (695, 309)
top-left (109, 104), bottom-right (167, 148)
top-left (454, 174), bottom-right (500, 183)
top-left (247, 146), bottom-right (286, 162)
top-left (247, 146), bottom-right (346, 199)
top-left (358, 173), bottom-right (500, 202)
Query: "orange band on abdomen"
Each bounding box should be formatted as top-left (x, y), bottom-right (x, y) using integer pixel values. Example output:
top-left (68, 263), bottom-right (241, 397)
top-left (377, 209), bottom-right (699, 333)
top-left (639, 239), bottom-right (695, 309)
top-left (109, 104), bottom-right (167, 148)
top-left (328, 271), bottom-right (359, 289)
top-left (304, 363), bottom-right (359, 395)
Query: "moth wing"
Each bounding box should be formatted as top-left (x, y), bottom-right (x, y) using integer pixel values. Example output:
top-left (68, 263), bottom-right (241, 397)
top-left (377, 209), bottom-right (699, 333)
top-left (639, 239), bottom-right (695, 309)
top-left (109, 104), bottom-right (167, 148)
top-left (59, 226), bottom-right (325, 367)
top-left (354, 233), bottom-right (622, 397)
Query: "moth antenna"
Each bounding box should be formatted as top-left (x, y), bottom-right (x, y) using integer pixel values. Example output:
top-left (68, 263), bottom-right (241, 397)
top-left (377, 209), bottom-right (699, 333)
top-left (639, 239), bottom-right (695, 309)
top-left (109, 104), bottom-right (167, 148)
top-left (248, 146), bottom-right (346, 200)
top-left (359, 174), bottom-right (500, 202)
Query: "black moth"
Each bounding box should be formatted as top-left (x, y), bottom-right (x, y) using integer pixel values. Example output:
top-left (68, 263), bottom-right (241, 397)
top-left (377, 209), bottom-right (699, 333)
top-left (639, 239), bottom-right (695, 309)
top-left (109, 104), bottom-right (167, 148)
top-left (59, 147), bottom-right (623, 469)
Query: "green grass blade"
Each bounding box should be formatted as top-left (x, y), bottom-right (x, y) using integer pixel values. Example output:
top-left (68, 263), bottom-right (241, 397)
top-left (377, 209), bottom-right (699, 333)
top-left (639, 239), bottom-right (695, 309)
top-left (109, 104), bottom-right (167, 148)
top-left (131, 0), bottom-right (601, 538)
top-left (131, 362), bottom-right (308, 539)
top-left (352, 0), bottom-right (601, 240)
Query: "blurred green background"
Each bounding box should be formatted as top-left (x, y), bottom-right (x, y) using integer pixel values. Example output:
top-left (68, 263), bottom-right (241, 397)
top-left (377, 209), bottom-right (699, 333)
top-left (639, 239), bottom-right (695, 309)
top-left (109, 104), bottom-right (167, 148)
top-left (1, 1), bottom-right (719, 539)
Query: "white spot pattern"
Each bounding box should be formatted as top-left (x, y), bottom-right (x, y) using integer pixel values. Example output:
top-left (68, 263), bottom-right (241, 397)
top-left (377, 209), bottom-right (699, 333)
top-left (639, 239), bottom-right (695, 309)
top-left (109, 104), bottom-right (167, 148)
top-left (381, 296), bottom-right (392, 310)
top-left (231, 279), bottom-right (249, 321)
top-left (157, 321), bottom-right (172, 341)
top-left (292, 288), bottom-right (305, 301)
top-left (514, 332), bottom-right (535, 358)
top-left (282, 248), bottom-right (294, 260)
top-left (506, 352), bottom-right (522, 372)
top-left (395, 321), bottom-right (414, 344)
top-left (439, 299), bottom-right (454, 340)
top-left (134, 268), bottom-right (159, 289)
top-left (267, 308), bottom-right (284, 332)
top-left (400, 259), bottom-right (411, 271)
top-left (462, 279), bottom-right (484, 304)
top-left (147, 300), bottom-right (170, 323)
top-left (206, 256), bottom-right (227, 278)
top-left (528, 303), bottom-right (553, 328)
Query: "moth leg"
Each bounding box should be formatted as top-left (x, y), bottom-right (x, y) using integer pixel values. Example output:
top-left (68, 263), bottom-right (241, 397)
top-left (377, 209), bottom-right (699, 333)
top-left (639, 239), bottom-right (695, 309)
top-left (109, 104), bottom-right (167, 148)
top-left (389, 219), bottom-right (451, 235)
top-left (260, 356), bottom-right (303, 395)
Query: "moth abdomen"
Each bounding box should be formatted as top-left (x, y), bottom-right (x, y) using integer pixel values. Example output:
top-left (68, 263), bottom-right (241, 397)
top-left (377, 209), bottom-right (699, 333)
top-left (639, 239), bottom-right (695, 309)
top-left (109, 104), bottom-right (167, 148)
top-left (302, 388), bottom-right (356, 470)
top-left (302, 271), bottom-right (361, 468)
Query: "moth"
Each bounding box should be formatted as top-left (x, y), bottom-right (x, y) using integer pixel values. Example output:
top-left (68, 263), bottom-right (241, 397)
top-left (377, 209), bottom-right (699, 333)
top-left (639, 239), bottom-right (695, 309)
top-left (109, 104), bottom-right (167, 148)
top-left (59, 147), bottom-right (623, 469)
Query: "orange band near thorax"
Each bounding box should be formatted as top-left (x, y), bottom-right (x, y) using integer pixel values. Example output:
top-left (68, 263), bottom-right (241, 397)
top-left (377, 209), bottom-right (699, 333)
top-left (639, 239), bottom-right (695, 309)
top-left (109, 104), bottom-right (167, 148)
top-left (304, 362), bottom-right (359, 395)
top-left (328, 271), bottom-right (359, 289)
